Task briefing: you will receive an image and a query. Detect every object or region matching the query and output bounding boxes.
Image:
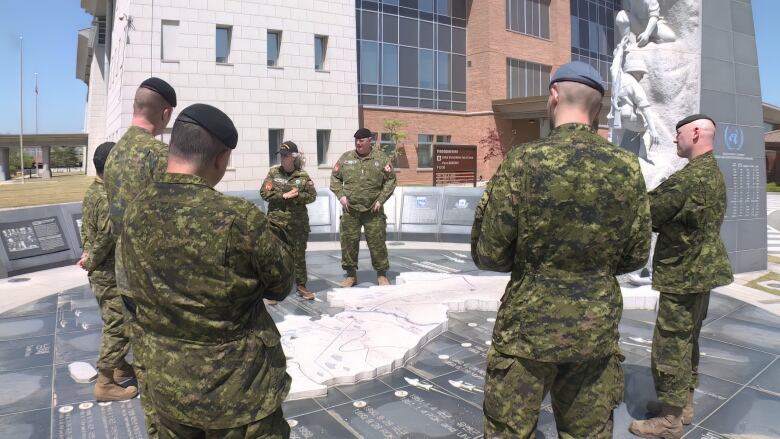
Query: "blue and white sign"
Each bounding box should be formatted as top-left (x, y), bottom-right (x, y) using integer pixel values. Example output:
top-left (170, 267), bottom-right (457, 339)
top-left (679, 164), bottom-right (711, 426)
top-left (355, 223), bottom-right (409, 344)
top-left (724, 125), bottom-right (744, 152)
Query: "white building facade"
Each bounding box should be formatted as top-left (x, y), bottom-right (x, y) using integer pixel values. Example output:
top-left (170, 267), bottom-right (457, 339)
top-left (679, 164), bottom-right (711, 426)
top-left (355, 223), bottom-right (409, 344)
top-left (77, 0), bottom-right (359, 190)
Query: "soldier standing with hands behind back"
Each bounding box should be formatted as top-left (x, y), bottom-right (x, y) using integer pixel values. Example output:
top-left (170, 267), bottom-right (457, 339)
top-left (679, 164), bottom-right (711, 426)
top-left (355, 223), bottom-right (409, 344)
top-left (261, 140), bottom-right (317, 300)
top-left (330, 128), bottom-right (397, 287)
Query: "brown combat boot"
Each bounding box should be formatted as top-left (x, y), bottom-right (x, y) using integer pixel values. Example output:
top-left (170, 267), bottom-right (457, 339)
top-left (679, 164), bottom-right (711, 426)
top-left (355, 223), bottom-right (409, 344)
top-left (297, 285), bottom-right (316, 300)
top-left (113, 360), bottom-right (135, 383)
top-left (94, 369), bottom-right (138, 401)
top-left (377, 275), bottom-right (390, 286)
top-left (646, 391), bottom-right (694, 425)
top-left (339, 276), bottom-right (357, 288)
top-left (629, 404), bottom-right (684, 439)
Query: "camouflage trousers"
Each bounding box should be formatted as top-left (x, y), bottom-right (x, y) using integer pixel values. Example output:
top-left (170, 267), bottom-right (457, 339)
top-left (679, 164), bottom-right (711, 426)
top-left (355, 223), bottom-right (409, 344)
top-left (292, 228), bottom-right (309, 286)
top-left (339, 209), bottom-right (389, 274)
top-left (651, 291), bottom-right (710, 408)
top-left (90, 276), bottom-right (131, 370)
top-left (157, 407), bottom-right (289, 439)
top-left (483, 347), bottom-right (624, 438)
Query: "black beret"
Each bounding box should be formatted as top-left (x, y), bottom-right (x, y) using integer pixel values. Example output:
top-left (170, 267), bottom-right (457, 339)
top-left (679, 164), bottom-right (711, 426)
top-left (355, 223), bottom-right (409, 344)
top-left (93, 141), bottom-right (116, 174)
top-left (549, 61), bottom-right (605, 95)
top-left (354, 128), bottom-right (372, 139)
top-left (676, 114), bottom-right (716, 131)
top-left (140, 77), bottom-right (177, 107)
top-left (176, 104), bottom-right (238, 149)
top-left (279, 141), bottom-right (299, 154)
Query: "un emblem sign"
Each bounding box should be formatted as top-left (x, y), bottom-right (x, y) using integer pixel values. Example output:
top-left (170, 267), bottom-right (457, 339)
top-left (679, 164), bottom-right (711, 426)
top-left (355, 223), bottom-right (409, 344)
top-left (724, 125), bottom-right (744, 152)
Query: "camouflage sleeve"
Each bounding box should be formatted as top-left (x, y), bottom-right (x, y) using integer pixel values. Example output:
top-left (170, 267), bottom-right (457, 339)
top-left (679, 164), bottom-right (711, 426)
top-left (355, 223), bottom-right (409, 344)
top-left (649, 174), bottom-right (685, 232)
top-left (297, 178), bottom-right (317, 205)
top-left (617, 168), bottom-right (652, 274)
top-left (248, 209), bottom-right (294, 301)
top-left (260, 170), bottom-right (282, 202)
top-left (329, 160), bottom-right (345, 199)
top-left (85, 196), bottom-right (115, 271)
top-left (377, 162), bottom-right (397, 204)
top-left (470, 163), bottom-right (518, 272)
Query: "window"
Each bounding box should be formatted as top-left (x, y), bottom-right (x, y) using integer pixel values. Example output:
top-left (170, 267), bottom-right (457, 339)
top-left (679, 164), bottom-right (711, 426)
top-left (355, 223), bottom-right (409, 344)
top-left (161, 20), bottom-right (179, 61)
top-left (417, 134), bottom-right (434, 168)
top-left (506, 0), bottom-right (550, 39)
top-left (570, 0), bottom-right (619, 87)
top-left (359, 41), bottom-right (379, 84)
top-left (317, 130), bottom-right (330, 165)
top-left (315, 36), bottom-right (328, 70)
top-left (216, 26), bottom-right (231, 63)
top-left (268, 129), bottom-right (284, 165)
top-left (268, 31), bottom-right (281, 66)
top-left (507, 58), bottom-right (551, 98)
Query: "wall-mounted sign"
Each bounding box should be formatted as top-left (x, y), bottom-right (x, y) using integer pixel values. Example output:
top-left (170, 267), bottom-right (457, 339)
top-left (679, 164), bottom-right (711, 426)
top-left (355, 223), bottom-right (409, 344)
top-left (1, 217), bottom-right (70, 260)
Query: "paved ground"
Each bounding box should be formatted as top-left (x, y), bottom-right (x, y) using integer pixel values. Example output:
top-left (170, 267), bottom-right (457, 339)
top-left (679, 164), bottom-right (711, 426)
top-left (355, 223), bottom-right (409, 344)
top-left (0, 247), bottom-right (778, 438)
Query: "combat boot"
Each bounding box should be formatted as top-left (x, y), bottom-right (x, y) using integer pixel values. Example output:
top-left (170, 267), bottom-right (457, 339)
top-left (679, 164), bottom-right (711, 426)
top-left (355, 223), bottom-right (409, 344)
top-left (94, 369), bottom-right (138, 401)
top-left (377, 275), bottom-right (390, 286)
top-left (297, 285), bottom-right (316, 300)
top-left (646, 392), bottom-right (694, 425)
top-left (629, 404), bottom-right (684, 439)
top-left (339, 276), bottom-right (357, 288)
top-left (113, 359), bottom-right (135, 383)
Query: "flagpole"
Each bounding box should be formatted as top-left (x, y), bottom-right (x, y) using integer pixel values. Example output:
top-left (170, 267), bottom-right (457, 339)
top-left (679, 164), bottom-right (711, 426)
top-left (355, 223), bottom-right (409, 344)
top-left (19, 36), bottom-right (24, 184)
top-left (34, 73), bottom-right (38, 134)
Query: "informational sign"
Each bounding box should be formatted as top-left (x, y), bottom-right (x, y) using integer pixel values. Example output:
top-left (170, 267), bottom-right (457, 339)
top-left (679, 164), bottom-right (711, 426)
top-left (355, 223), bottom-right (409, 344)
top-left (0, 217), bottom-right (69, 260)
top-left (401, 194), bottom-right (440, 225)
top-left (433, 145), bottom-right (477, 187)
top-left (727, 162), bottom-right (761, 219)
top-left (71, 213), bottom-right (83, 248)
top-left (441, 195), bottom-right (481, 226)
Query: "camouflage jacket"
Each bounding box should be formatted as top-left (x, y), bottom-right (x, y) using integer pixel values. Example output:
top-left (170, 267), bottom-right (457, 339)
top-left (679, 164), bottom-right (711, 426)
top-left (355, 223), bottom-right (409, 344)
top-left (471, 123), bottom-right (652, 362)
top-left (650, 151), bottom-right (733, 293)
top-left (330, 149), bottom-right (397, 212)
top-left (103, 125), bottom-right (169, 238)
top-left (118, 173), bottom-right (293, 429)
top-left (260, 166), bottom-right (316, 231)
top-left (81, 178), bottom-right (115, 284)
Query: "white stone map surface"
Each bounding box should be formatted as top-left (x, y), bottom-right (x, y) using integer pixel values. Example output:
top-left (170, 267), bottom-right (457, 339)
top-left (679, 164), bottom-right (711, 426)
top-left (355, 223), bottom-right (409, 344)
top-left (279, 272), bottom-right (658, 400)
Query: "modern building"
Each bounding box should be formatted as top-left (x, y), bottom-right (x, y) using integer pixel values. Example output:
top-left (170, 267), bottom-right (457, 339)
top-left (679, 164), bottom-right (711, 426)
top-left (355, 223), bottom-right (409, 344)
top-left (77, 0), bottom-right (359, 190)
top-left (76, 0), bottom-right (622, 187)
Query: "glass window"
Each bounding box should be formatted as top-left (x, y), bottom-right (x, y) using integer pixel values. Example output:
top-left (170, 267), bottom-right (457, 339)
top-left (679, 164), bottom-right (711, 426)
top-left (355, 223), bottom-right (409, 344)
top-left (315, 35), bottom-right (328, 70)
top-left (383, 13), bottom-right (398, 43)
top-left (452, 27), bottom-right (466, 54)
top-left (399, 46), bottom-right (418, 87)
top-left (269, 129), bottom-right (283, 166)
top-left (161, 21), bottom-right (179, 61)
top-left (571, 0), bottom-right (619, 88)
top-left (317, 130), bottom-right (330, 165)
top-left (507, 58), bottom-right (551, 98)
top-left (437, 24), bottom-right (451, 52)
top-left (267, 31), bottom-right (281, 66)
top-left (419, 21), bottom-right (434, 49)
top-left (419, 0), bottom-right (434, 12)
top-left (437, 52), bottom-right (450, 90)
top-left (360, 41), bottom-right (379, 83)
top-left (436, 0), bottom-right (449, 15)
top-left (506, 0), bottom-right (550, 39)
top-left (417, 134), bottom-right (434, 168)
top-left (399, 17), bottom-right (418, 46)
top-left (361, 11), bottom-right (378, 40)
top-left (216, 26), bottom-right (231, 63)
top-left (419, 49), bottom-right (435, 89)
top-left (451, 54), bottom-right (466, 92)
top-left (382, 44), bottom-right (399, 85)
top-left (451, 0), bottom-right (467, 19)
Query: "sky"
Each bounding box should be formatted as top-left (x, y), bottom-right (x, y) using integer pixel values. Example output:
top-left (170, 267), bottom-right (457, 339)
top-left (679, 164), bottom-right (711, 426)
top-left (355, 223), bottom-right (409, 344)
top-left (0, 0), bottom-right (778, 134)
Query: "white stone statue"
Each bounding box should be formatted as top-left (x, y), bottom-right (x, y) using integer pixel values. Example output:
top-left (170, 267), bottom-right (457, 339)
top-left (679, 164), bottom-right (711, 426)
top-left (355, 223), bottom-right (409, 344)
top-left (616, 0), bottom-right (677, 47)
top-left (609, 45), bottom-right (660, 163)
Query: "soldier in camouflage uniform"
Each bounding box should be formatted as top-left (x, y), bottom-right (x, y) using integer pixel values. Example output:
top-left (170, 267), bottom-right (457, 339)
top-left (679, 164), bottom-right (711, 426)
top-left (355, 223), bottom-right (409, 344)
top-left (261, 140), bottom-right (317, 300)
top-left (629, 115), bottom-right (733, 439)
top-left (103, 77), bottom-right (177, 437)
top-left (472, 62), bottom-right (652, 438)
top-left (120, 104), bottom-right (294, 438)
top-left (78, 141), bottom-right (138, 402)
top-left (330, 128), bottom-right (397, 287)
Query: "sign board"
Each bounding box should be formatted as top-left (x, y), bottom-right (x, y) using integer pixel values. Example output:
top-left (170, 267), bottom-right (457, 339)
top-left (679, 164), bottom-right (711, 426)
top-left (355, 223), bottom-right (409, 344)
top-left (1, 217), bottom-right (69, 260)
top-left (433, 145), bottom-right (477, 187)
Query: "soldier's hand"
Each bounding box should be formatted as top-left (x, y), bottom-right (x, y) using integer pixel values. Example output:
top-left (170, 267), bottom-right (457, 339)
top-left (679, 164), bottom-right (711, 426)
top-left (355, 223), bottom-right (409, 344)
top-left (283, 188), bottom-right (299, 199)
top-left (77, 252), bottom-right (89, 270)
top-left (371, 201), bottom-right (382, 213)
top-left (340, 196), bottom-right (350, 212)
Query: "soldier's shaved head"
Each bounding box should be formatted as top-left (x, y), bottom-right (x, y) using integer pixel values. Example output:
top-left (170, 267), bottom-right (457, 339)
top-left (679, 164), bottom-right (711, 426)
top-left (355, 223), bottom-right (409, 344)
top-left (675, 117), bottom-right (716, 159)
top-left (548, 81), bottom-right (603, 128)
top-left (131, 87), bottom-right (174, 136)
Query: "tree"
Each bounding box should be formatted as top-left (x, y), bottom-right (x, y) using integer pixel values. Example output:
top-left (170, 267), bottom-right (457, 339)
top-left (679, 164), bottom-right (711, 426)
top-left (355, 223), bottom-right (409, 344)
top-left (380, 119), bottom-right (408, 166)
top-left (9, 150), bottom-right (33, 175)
top-left (51, 146), bottom-right (81, 170)
top-left (480, 128), bottom-right (513, 163)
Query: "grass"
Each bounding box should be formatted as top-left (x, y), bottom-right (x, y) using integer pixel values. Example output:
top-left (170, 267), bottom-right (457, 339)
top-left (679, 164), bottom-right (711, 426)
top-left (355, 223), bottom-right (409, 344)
top-left (0, 174), bottom-right (94, 209)
top-left (768, 182), bottom-right (780, 192)
top-left (745, 271), bottom-right (780, 297)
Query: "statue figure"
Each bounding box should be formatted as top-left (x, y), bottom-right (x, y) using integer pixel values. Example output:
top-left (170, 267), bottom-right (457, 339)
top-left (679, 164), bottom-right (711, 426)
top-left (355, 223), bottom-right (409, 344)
top-left (616, 0), bottom-right (676, 47)
top-left (609, 47), bottom-right (660, 163)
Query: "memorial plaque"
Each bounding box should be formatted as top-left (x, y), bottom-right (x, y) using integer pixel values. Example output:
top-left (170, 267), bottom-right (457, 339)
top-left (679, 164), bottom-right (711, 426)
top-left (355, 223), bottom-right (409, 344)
top-left (1, 217), bottom-right (69, 260)
top-left (52, 400), bottom-right (146, 439)
top-left (71, 214), bottom-right (83, 248)
top-left (433, 145), bottom-right (477, 187)
top-left (307, 195), bottom-right (331, 226)
top-left (726, 162), bottom-right (761, 219)
top-left (401, 194), bottom-right (440, 225)
top-left (441, 195), bottom-right (480, 226)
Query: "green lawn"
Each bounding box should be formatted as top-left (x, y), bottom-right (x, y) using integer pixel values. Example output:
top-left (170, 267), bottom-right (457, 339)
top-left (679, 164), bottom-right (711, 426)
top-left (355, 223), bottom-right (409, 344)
top-left (745, 271), bottom-right (780, 297)
top-left (0, 174), bottom-right (94, 209)
top-left (768, 182), bottom-right (780, 192)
